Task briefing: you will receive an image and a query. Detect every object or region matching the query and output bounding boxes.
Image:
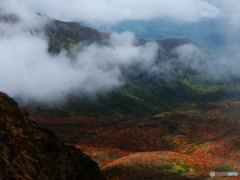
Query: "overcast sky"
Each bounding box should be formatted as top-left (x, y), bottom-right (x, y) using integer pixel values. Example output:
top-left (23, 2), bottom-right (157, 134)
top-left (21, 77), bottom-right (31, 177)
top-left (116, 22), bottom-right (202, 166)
top-left (2, 0), bottom-right (238, 26)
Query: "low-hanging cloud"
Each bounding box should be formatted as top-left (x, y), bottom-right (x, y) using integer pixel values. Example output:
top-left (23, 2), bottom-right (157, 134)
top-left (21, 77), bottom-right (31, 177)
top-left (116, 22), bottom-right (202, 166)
top-left (1, 0), bottom-right (240, 106)
top-left (0, 13), bottom-right (159, 104)
top-left (1, 0), bottom-right (221, 25)
top-left (173, 43), bottom-right (240, 82)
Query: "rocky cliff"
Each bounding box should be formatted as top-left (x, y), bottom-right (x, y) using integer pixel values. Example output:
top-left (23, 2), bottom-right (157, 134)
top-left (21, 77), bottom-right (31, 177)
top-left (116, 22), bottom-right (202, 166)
top-left (0, 92), bottom-right (105, 180)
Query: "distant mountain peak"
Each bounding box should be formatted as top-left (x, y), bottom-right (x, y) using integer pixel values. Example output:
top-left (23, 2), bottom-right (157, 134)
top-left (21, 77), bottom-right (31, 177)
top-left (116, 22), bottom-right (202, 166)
top-left (156, 38), bottom-right (198, 51)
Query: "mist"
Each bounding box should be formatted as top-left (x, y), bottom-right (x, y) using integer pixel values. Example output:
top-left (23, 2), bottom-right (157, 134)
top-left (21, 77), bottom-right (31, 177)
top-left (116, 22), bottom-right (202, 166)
top-left (0, 12), bottom-right (160, 104)
top-left (1, 0), bottom-right (240, 106)
top-left (173, 43), bottom-right (240, 83)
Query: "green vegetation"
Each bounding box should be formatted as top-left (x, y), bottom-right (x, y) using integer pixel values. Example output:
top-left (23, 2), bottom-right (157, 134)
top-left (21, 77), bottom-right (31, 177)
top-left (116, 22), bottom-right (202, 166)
top-left (164, 163), bottom-right (196, 173)
top-left (125, 165), bottom-right (131, 170)
top-left (224, 138), bottom-right (236, 143)
top-left (156, 164), bottom-right (172, 171)
top-left (104, 165), bottom-right (123, 178)
top-left (214, 164), bottom-right (234, 172)
top-left (198, 142), bottom-right (212, 147)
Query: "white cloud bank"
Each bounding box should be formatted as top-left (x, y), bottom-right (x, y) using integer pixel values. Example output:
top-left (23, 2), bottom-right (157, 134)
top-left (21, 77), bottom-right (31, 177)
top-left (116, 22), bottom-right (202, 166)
top-left (0, 14), bottom-right (159, 103)
top-left (1, 0), bottom-right (221, 25)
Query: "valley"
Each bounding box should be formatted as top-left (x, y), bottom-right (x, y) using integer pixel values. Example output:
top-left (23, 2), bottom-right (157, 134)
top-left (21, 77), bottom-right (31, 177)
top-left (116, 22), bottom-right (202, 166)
top-left (29, 16), bottom-right (240, 180)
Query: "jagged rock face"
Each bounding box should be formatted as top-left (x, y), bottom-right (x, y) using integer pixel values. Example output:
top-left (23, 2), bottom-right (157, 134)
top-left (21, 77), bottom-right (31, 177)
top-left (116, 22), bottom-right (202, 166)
top-left (0, 92), bottom-right (105, 180)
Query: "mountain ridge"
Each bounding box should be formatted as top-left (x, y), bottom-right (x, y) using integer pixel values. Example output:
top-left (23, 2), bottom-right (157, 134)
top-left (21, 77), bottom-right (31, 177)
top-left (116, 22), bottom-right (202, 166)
top-left (42, 13), bottom-right (198, 54)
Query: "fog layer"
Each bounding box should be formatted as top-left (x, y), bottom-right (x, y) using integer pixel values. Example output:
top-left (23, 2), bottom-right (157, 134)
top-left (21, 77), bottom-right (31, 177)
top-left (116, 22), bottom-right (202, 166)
top-left (0, 14), bottom-right (159, 103)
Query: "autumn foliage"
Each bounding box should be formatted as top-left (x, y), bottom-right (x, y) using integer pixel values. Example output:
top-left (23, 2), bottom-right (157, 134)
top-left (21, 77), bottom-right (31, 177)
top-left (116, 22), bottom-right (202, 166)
top-left (35, 101), bottom-right (240, 179)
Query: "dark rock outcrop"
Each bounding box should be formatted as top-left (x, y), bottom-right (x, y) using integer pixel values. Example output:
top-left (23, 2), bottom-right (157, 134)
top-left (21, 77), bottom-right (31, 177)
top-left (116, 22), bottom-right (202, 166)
top-left (0, 92), bottom-right (105, 180)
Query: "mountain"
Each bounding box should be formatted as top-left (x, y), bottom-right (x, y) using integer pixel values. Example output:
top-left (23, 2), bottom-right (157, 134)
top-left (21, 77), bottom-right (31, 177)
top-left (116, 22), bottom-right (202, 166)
top-left (0, 92), bottom-right (105, 180)
top-left (2, 13), bottom-right (240, 179)
top-left (156, 38), bottom-right (198, 51)
top-left (83, 18), bottom-right (240, 57)
top-left (45, 18), bottom-right (103, 54)
top-left (24, 16), bottom-right (209, 119)
top-left (45, 18), bottom-right (196, 54)
top-left (23, 14), bottom-right (240, 128)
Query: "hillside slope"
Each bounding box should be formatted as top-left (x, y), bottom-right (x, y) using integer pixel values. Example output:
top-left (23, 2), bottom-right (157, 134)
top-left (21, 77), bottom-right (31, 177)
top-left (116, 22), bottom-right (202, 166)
top-left (45, 18), bottom-right (103, 54)
top-left (27, 15), bottom-right (240, 126)
top-left (0, 92), bottom-right (105, 180)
